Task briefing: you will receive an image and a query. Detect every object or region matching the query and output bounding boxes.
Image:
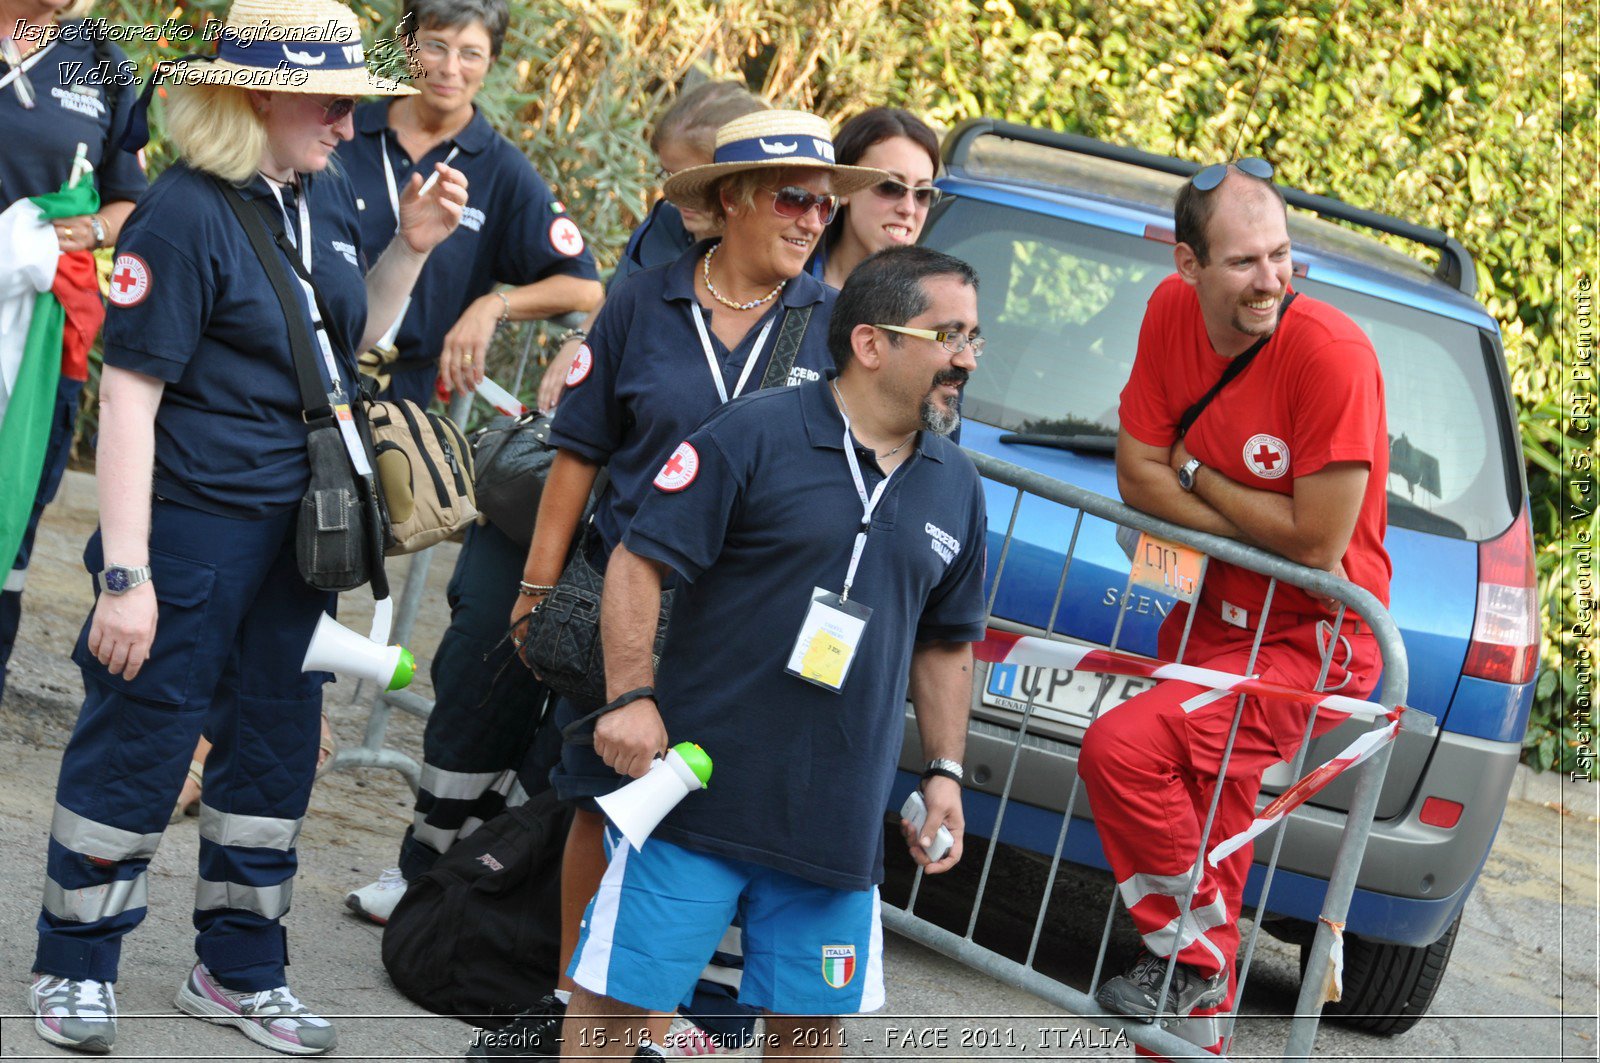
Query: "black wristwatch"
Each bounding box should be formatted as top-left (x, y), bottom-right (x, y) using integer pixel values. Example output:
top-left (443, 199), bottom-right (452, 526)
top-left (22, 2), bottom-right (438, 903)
top-left (1177, 457), bottom-right (1204, 492)
top-left (922, 758), bottom-right (964, 786)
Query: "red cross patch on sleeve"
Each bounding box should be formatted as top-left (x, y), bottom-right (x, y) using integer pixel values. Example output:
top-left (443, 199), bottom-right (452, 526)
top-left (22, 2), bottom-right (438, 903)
top-left (108, 253), bottom-right (151, 307)
top-left (565, 343), bottom-right (593, 387)
top-left (549, 217), bottom-right (585, 257)
top-left (653, 442), bottom-right (699, 492)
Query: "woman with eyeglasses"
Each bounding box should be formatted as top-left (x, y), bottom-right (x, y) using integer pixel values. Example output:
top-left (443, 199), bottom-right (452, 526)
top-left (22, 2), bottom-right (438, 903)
top-left (483, 110), bottom-right (886, 1059)
top-left (819, 107), bottom-right (942, 290)
top-left (25, 0), bottom-right (465, 1055)
top-left (0, 0), bottom-right (147, 711)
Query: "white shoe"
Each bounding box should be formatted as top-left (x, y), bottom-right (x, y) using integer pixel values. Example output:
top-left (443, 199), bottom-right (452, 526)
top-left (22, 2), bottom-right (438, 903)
top-left (344, 867), bottom-right (407, 924)
top-left (176, 963), bottom-right (335, 1056)
top-left (31, 974), bottom-right (116, 1054)
top-left (663, 1014), bottom-right (732, 1056)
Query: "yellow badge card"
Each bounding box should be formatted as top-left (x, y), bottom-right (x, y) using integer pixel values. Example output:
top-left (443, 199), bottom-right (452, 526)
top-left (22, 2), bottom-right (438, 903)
top-left (1129, 532), bottom-right (1206, 603)
top-left (786, 587), bottom-right (873, 693)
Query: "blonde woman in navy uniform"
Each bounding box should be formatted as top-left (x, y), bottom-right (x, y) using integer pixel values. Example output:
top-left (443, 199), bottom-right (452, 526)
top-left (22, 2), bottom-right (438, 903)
top-left (26, 0), bottom-right (465, 1055)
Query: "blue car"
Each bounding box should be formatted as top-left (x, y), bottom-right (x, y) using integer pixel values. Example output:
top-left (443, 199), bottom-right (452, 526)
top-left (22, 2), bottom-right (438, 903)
top-left (897, 120), bottom-right (1538, 1033)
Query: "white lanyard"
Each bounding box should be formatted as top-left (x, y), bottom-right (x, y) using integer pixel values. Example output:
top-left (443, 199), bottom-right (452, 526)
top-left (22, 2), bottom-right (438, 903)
top-left (0, 40), bottom-right (53, 93)
top-left (264, 178), bottom-right (345, 402)
top-left (690, 307), bottom-right (775, 405)
top-left (375, 134), bottom-right (458, 348)
top-left (834, 391), bottom-right (899, 603)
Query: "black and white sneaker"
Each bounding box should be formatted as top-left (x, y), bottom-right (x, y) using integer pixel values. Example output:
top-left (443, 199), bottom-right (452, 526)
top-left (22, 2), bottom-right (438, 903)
top-left (1095, 952), bottom-right (1228, 1023)
top-left (467, 993), bottom-right (567, 1057)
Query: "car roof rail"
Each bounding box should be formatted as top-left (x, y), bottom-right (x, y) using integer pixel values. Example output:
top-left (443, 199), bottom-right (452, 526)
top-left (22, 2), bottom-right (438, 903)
top-left (943, 118), bottom-right (1477, 297)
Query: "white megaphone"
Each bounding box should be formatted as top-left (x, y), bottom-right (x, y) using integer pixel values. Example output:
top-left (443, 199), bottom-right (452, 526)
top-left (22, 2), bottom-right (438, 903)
top-left (300, 612), bottom-right (415, 690)
top-left (595, 742), bottom-right (713, 850)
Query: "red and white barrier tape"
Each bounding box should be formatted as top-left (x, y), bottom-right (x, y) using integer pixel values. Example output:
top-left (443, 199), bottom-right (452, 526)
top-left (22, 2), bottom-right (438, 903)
top-left (975, 631), bottom-right (1402, 723)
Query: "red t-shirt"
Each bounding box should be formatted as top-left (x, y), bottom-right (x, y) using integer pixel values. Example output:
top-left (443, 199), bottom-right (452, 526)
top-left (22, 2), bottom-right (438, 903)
top-left (1119, 274), bottom-right (1391, 616)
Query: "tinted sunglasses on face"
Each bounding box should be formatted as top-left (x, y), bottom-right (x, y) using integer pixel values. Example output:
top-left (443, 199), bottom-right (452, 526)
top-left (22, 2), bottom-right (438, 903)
top-left (869, 178), bottom-right (943, 208)
top-left (320, 97), bottom-right (356, 125)
top-left (1191, 156), bottom-right (1274, 191)
top-left (767, 185), bottom-right (839, 225)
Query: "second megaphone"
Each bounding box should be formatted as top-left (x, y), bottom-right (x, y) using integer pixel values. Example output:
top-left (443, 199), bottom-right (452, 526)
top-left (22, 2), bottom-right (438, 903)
top-left (595, 742), bottom-right (712, 851)
top-left (300, 612), bottom-right (415, 690)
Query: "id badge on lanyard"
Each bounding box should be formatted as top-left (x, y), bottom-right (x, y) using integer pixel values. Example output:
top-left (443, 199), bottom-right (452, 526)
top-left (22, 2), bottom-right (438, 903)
top-left (373, 137), bottom-right (461, 348)
top-left (784, 404), bottom-right (900, 693)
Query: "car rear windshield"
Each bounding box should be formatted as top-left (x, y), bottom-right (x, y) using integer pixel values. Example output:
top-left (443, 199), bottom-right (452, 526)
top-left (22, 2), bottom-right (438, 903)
top-left (925, 197), bottom-right (1518, 541)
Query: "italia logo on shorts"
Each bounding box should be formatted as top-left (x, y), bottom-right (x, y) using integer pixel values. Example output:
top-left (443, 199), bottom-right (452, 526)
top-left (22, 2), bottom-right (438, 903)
top-left (108, 253), bottom-right (151, 307)
top-left (565, 344), bottom-right (593, 387)
top-left (653, 442), bottom-right (699, 492)
top-left (820, 945), bottom-right (856, 989)
top-left (1243, 433), bottom-right (1290, 480)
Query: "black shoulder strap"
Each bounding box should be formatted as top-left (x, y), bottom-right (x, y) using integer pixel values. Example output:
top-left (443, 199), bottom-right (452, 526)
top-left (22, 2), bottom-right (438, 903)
top-left (759, 303), bottom-right (814, 390)
top-left (1176, 291), bottom-right (1297, 439)
top-left (216, 179), bottom-right (332, 420)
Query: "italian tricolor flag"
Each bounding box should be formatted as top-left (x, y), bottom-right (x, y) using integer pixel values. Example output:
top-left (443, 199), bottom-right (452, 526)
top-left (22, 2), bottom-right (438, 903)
top-left (0, 178), bottom-right (102, 572)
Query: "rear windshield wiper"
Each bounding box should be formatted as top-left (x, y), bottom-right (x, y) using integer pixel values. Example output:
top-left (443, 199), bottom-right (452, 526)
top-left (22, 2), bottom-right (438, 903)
top-left (998, 433), bottom-right (1117, 455)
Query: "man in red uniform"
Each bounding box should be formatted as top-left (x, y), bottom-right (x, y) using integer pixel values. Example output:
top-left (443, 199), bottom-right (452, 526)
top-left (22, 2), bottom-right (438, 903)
top-left (1081, 160), bottom-right (1391, 1053)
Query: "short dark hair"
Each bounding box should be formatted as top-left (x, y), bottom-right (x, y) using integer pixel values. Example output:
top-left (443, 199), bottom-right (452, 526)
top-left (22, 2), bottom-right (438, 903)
top-left (651, 80), bottom-right (766, 159)
top-left (833, 107), bottom-right (939, 171)
top-left (403, 0), bottom-right (510, 58)
top-left (828, 246), bottom-right (979, 372)
top-left (1173, 164), bottom-right (1286, 265)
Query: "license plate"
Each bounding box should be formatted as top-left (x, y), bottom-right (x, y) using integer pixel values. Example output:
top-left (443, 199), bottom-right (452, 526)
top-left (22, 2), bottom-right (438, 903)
top-left (982, 662), bottom-right (1157, 731)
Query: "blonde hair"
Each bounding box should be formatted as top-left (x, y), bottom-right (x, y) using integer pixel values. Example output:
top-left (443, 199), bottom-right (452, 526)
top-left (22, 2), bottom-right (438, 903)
top-left (61, 0), bottom-right (96, 20)
top-left (163, 83), bottom-right (267, 184)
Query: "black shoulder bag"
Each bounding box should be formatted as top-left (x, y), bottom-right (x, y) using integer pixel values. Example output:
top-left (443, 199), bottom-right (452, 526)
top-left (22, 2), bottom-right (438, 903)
top-left (523, 303), bottom-right (814, 711)
top-left (1175, 292), bottom-right (1296, 439)
top-left (218, 182), bottom-right (389, 598)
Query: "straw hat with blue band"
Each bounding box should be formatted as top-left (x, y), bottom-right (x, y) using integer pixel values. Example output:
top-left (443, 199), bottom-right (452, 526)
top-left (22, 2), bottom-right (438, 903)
top-left (121, 0), bottom-right (414, 151)
top-left (662, 110), bottom-right (888, 213)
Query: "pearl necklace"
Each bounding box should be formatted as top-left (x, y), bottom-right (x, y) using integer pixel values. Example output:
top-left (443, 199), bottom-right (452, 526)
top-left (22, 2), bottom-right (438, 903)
top-left (703, 245), bottom-right (786, 311)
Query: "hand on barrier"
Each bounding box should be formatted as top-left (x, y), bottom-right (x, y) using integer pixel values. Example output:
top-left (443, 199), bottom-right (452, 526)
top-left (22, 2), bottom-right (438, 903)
top-left (594, 696), bottom-right (669, 780)
top-left (439, 294), bottom-right (494, 394)
top-left (88, 582), bottom-right (158, 679)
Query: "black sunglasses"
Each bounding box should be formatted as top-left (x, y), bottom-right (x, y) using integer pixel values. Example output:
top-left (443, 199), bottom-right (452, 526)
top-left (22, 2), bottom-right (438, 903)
top-left (1191, 157), bottom-right (1274, 191)
top-left (320, 97), bottom-right (356, 126)
top-left (869, 178), bottom-right (942, 208)
top-left (767, 185), bottom-right (839, 225)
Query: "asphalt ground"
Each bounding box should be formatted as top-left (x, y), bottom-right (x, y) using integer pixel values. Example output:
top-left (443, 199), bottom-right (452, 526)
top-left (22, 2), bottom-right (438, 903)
top-left (0, 470), bottom-right (1594, 1062)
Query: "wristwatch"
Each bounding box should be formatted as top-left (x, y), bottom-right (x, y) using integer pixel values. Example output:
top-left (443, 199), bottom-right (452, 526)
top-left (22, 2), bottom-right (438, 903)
top-left (101, 564), bottom-right (152, 595)
top-left (1177, 457), bottom-right (1204, 492)
top-left (922, 758), bottom-right (964, 786)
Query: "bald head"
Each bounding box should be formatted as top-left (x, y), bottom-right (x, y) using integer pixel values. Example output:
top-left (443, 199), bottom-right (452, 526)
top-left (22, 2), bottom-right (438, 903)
top-left (1174, 166), bottom-right (1287, 265)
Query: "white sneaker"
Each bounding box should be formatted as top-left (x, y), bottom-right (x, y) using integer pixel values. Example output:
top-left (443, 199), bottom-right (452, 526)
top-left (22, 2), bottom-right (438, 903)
top-left (345, 867), bottom-right (407, 924)
top-left (663, 1014), bottom-right (732, 1056)
top-left (175, 963), bottom-right (335, 1056)
top-left (31, 974), bottom-right (116, 1054)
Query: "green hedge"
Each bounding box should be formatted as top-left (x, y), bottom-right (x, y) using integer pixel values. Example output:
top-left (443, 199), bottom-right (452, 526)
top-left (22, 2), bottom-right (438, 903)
top-left (92, 0), bottom-right (1594, 772)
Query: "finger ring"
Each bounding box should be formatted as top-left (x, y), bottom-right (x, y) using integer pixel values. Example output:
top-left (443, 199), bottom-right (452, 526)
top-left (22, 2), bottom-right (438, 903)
top-left (64, 227), bottom-right (73, 237)
top-left (463, 354), bottom-right (474, 364)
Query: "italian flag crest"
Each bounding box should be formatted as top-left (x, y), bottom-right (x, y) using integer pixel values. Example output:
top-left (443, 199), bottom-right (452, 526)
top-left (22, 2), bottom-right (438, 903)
top-left (820, 944), bottom-right (856, 989)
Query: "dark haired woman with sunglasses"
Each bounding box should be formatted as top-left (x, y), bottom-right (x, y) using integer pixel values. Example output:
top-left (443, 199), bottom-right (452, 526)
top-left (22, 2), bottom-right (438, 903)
top-left (820, 107), bottom-right (942, 290)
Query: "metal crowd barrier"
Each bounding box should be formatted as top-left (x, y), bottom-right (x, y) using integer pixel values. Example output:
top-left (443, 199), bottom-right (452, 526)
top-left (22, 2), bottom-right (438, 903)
top-left (327, 316), bottom-right (575, 794)
top-left (881, 449), bottom-right (1416, 1061)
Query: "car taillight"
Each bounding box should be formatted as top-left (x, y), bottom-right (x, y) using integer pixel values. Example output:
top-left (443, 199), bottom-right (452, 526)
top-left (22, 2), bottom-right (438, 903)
top-left (1462, 508), bottom-right (1539, 684)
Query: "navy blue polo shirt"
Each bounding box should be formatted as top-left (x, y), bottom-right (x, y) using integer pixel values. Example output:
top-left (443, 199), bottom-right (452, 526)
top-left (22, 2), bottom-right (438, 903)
top-left (103, 163), bottom-right (367, 518)
top-left (0, 23), bottom-right (146, 209)
top-left (623, 379), bottom-right (988, 891)
top-left (339, 103), bottom-right (598, 385)
top-left (549, 238), bottom-right (836, 554)
top-left (611, 198), bottom-right (692, 291)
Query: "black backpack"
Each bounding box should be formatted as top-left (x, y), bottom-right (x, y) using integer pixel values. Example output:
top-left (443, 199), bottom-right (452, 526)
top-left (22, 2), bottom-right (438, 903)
top-left (381, 790), bottom-right (573, 1026)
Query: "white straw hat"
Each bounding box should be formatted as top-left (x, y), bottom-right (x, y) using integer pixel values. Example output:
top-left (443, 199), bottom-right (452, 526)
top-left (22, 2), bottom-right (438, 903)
top-left (662, 110), bottom-right (888, 212)
top-left (166, 0), bottom-right (415, 95)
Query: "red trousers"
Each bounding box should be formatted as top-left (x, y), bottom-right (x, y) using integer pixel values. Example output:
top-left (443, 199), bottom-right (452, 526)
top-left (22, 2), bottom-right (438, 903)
top-left (1079, 597), bottom-right (1378, 1052)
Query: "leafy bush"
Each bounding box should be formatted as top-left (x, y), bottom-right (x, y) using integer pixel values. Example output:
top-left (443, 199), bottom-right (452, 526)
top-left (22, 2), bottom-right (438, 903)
top-left (84, 0), bottom-right (1592, 771)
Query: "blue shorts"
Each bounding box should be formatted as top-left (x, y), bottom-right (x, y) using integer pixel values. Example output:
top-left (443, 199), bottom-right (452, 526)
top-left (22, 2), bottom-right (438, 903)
top-left (569, 834), bottom-right (884, 1015)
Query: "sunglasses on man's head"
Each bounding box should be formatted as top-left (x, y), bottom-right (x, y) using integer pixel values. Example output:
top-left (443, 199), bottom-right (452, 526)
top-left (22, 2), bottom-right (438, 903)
top-left (1191, 156), bottom-right (1274, 191)
top-left (868, 178), bottom-right (942, 208)
top-left (767, 185), bottom-right (839, 225)
top-left (320, 97), bottom-right (356, 125)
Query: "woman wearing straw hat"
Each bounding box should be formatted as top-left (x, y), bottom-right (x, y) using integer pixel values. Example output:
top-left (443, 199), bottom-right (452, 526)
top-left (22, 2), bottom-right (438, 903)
top-left (26, 0), bottom-right (465, 1055)
top-left (480, 110), bottom-right (885, 1059)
